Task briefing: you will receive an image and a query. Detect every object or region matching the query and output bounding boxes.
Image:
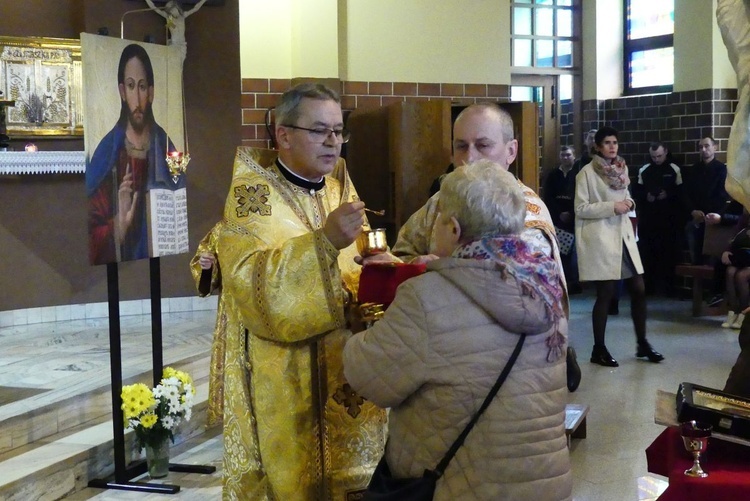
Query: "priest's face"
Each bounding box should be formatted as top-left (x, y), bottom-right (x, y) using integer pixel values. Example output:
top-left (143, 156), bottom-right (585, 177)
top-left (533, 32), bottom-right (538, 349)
top-left (119, 56), bottom-right (154, 134)
top-left (277, 98), bottom-right (344, 181)
top-left (452, 107), bottom-right (518, 169)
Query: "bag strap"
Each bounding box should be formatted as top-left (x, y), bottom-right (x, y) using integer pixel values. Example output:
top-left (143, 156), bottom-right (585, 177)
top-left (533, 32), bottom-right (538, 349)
top-left (433, 332), bottom-right (526, 477)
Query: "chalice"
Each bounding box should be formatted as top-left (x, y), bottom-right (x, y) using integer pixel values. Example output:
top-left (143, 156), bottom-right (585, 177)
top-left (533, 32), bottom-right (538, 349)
top-left (356, 228), bottom-right (388, 257)
top-left (680, 420), bottom-right (712, 478)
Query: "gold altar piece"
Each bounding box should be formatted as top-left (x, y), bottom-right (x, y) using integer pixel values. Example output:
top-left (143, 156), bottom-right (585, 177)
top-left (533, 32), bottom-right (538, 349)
top-left (359, 302), bottom-right (385, 329)
top-left (0, 36), bottom-right (83, 136)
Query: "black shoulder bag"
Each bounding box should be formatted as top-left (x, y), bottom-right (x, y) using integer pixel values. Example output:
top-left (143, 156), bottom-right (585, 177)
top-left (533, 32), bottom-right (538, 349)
top-left (363, 333), bottom-right (526, 501)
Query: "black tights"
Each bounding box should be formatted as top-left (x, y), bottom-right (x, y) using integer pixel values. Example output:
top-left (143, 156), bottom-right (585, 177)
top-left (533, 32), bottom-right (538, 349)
top-left (592, 275), bottom-right (647, 347)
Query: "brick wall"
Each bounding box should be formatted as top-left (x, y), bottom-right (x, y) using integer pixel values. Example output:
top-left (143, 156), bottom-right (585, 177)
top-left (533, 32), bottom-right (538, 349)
top-left (582, 89), bottom-right (738, 169)
top-left (241, 80), bottom-right (739, 176)
top-left (240, 78), bottom-right (511, 149)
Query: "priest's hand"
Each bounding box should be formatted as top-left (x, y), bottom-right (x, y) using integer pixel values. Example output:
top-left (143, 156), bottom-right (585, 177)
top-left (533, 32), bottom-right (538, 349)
top-left (324, 201), bottom-right (365, 249)
top-left (198, 253), bottom-right (216, 270)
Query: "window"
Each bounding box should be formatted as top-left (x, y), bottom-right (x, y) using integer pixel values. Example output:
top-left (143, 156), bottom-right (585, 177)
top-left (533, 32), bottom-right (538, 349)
top-left (624, 0), bottom-right (674, 95)
top-left (511, 0), bottom-right (575, 69)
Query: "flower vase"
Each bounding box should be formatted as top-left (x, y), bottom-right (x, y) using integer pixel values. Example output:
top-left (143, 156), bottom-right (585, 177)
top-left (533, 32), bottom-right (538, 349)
top-left (144, 438), bottom-right (170, 479)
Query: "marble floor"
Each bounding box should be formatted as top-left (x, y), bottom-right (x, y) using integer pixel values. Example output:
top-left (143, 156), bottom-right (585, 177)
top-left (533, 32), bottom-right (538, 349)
top-left (1, 290), bottom-right (742, 500)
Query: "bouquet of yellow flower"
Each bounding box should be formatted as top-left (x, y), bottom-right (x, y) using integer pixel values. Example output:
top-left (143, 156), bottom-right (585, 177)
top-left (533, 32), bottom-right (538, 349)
top-left (121, 367), bottom-right (196, 449)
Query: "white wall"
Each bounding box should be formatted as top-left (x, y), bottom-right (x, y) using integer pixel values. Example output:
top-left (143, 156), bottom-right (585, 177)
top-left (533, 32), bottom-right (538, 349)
top-left (240, 0), bottom-right (511, 84)
top-left (239, 0), bottom-right (339, 79)
top-left (238, 0), bottom-right (736, 94)
top-left (239, 0), bottom-right (293, 78)
top-left (711, 0), bottom-right (737, 89)
top-left (339, 0), bottom-right (510, 84)
top-left (582, 0), bottom-right (623, 100)
top-left (675, 0), bottom-right (735, 91)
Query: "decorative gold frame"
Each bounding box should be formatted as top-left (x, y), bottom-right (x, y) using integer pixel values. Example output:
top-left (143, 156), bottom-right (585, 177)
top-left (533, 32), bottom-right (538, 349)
top-left (0, 36), bottom-right (83, 137)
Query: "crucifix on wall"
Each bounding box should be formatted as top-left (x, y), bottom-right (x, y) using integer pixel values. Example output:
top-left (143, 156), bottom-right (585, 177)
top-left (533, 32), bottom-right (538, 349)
top-left (144, 0), bottom-right (209, 62)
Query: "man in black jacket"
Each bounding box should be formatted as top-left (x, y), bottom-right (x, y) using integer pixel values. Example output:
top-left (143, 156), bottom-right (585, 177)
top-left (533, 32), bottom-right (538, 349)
top-left (635, 141), bottom-right (683, 295)
top-left (683, 136), bottom-right (730, 264)
top-left (543, 145), bottom-right (581, 293)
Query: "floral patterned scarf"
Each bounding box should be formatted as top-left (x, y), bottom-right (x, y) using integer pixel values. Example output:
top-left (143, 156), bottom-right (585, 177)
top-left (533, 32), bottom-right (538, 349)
top-left (453, 234), bottom-right (566, 362)
top-left (591, 153), bottom-right (630, 191)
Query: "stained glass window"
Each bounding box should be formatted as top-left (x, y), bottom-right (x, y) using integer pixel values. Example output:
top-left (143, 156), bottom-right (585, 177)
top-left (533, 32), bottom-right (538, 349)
top-left (624, 0), bottom-right (674, 94)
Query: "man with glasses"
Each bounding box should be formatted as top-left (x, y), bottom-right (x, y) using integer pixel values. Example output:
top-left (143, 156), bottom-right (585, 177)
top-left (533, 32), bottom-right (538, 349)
top-left (216, 83), bottom-right (386, 500)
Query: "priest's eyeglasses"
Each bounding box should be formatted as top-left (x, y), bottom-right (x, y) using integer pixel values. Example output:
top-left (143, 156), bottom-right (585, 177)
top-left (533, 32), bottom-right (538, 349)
top-left (283, 124), bottom-right (351, 144)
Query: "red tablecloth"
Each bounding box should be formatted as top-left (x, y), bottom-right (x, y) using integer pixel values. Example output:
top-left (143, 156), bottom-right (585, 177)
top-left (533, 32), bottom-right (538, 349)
top-left (646, 426), bottom-right (750, 500)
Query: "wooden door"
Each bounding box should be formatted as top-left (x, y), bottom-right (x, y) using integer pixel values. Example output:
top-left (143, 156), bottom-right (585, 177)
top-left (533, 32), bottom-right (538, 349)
top-left (346, 101), bottom-right (451, 243)
top-left (389, 100), bottom-right (451, 233)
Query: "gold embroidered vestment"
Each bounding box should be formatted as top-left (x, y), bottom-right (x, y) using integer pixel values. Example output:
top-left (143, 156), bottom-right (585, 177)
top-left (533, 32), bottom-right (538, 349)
top-left (218, 148), bottom-right (386, 500)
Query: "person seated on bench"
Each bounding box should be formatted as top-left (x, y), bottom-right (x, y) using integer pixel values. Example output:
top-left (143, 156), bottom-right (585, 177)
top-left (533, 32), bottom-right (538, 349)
top-left (722, 209), bottom-right (750, 328)
top-left (706, 199), bottom-right (745, 307)
top-left (682, 136), bottom-right (729, 265)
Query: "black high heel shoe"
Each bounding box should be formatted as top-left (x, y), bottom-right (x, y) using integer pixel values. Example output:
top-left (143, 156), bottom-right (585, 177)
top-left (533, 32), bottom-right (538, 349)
top-left (636, 342), bottom-right (664, 363)
top-left (590, 345), bottom-right (619, 367)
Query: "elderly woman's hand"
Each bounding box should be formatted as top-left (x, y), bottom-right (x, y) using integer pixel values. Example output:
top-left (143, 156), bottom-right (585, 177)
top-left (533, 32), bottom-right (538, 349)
top-left (354, 252), bottom-right (403, 266)
top-left (410, 254), bottom-right (440, 265)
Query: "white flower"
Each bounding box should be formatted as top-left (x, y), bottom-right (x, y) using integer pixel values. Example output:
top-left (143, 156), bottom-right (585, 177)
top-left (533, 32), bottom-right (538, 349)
top-left (167, 397), bottom-right (182, 415)
top-left (161, 415), bottom-right (176, 430)
top-left (164, 385), bottom-right (179, 401)
top-left (152, 385), bottom-right (166, 399)
top-left (183, 387), bottom-right (194, 404)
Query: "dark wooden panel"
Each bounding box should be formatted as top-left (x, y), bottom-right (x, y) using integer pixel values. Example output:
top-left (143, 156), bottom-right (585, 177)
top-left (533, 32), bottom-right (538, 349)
top-left (345, 105), bottom-right (393, 237)
top-left (389, 100), bottom-right (451, 231)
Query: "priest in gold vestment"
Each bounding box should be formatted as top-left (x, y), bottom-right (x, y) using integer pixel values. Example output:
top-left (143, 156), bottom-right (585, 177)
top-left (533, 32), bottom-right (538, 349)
top-left (217, 84), bottom-right (386, 500)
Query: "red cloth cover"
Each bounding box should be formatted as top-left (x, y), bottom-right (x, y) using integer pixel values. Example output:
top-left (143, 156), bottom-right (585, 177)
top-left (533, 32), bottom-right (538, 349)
top-left (646, 426), bottom-right (750, 500)
top-left (358, 262), bottom-right (427, 307)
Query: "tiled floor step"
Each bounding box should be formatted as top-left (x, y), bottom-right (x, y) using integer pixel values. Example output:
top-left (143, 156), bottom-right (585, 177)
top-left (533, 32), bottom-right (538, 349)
top-left (0, 379), bottom-right (215, 500)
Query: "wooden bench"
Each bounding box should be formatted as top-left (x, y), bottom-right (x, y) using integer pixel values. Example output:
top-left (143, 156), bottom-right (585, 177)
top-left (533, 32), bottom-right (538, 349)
top-left (675, 264), bottom-right (719, 316)
top-left (674, 224), bottom-right (734, 316)
top-left (565, 403), bottom-right (589, 447)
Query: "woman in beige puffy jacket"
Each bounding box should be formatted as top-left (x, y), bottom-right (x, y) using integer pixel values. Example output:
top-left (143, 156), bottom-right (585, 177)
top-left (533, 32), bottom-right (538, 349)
top-left (344, 160), bottom-right (572, 501)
